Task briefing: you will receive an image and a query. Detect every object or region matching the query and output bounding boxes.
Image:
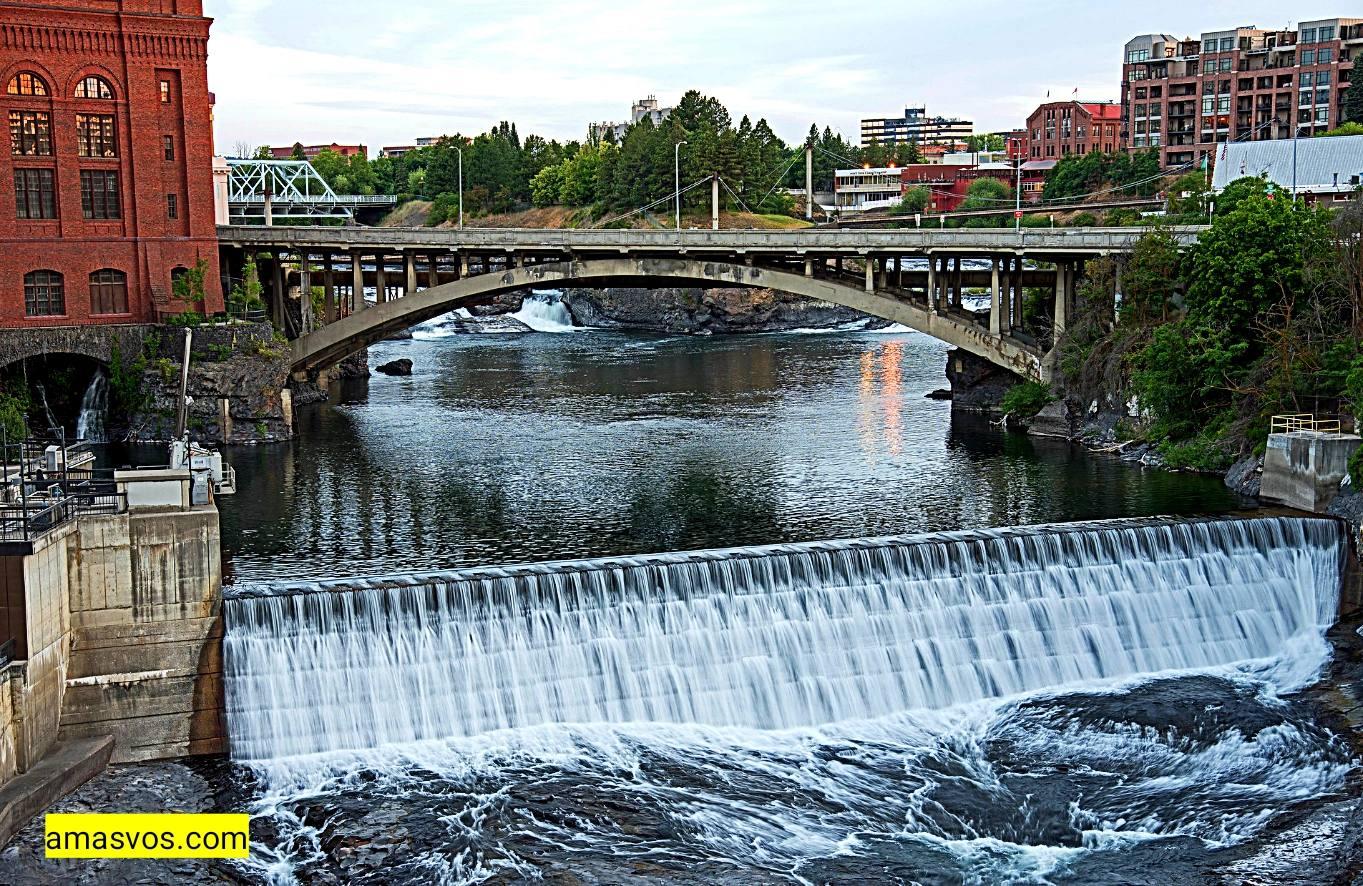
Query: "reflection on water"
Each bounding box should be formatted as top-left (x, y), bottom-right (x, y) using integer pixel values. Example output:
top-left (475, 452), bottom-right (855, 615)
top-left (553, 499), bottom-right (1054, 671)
top-left (217, 329), bottom-right (1240, 583)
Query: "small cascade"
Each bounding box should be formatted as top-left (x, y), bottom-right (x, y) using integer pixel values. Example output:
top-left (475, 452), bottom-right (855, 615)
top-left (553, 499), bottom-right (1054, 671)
top-left (75, 371), bottom-right (109, 442)
top-left (509, 290), bottom-right (576, 332)
top-left (223, 517), bottom-right (1345, 762)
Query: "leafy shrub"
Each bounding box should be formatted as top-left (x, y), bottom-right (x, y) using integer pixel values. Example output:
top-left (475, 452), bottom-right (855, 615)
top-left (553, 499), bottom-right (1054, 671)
top-left (1000, 381), bottom-right (1053, 418)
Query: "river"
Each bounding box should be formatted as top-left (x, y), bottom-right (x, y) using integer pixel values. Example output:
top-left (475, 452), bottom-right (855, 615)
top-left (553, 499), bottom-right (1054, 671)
top-left (13, 303), bottom-right (1358, 886)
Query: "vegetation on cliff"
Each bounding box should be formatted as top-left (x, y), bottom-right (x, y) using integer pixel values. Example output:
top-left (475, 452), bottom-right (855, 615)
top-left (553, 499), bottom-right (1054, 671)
top-left (1059, 180), bottom-right (1363, 475)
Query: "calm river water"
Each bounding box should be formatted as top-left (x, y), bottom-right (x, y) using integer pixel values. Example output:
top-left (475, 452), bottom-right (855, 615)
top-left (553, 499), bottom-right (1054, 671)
top-left (216, 321), bottom-right (1238, 583)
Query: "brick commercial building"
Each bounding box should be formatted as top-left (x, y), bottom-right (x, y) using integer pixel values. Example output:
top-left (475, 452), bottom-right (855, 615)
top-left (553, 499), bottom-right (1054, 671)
top-left (1122, 18), bottom-right (1363, 170)
top-left (1024, 101), bottom-right (1123, 161)
top-left (0, 0), bottom-right (222, 327)
top-left (268, 143), bottom-right (367, 160)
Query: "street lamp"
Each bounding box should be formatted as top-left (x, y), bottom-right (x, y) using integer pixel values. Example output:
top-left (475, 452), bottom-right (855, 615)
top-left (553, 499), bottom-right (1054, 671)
top-left (1015, 157), bottom-right (1024, 235)
top-left (456, 146), bottom-right (464, 229)
top-left (675, 140), bottom-right (687, 231)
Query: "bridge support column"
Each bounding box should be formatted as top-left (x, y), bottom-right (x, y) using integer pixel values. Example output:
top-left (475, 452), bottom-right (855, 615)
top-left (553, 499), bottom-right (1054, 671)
top-left (323, 254), bottom-right (337, 324)
top-left (804, 258), bottom-right (813, 278)
top-left (937, 257), bottom-right (949, 314)
top-left (271, 255), bottom-right (286, 329)
top-left (989, 257), bottom-right (1006, 335)
top-left (459, 253), bottom-right (469, 279)
top-left (1053, 262), bottom-right (1070, 339)
top-left (1011, 256), bottom-right (1024, 330)
top-left (926, 256), bottom-right (938, 313)
top-left (405, 252), bottom-right (418, 296)
top-left (896, 256), bottom-right (903, 289)
top-left (864, 257), bottom-right (875, 293)
top-left (427, 254), bottom-right (440, 290)
top-left (299, 254), bottom-right (314, 334)
top-left (350, 251), bottom-right (364, 314)
top-left (951, 257), bottom-right (963, 311)
top-left (375, 254), bottom-right (387, 304)
top-left (876, 256), bottom-right (888, 289)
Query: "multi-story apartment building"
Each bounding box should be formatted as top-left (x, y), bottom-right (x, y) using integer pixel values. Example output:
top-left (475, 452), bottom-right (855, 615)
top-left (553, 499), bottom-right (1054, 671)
top-left (0, 0), bottom-right (222, 326)
top-left (1024, 101), bottom-right (1123, 160)
top-left (861, 107), bottom-right (973, 147)
top-left (1121, 18), bottom-right (1363, 170)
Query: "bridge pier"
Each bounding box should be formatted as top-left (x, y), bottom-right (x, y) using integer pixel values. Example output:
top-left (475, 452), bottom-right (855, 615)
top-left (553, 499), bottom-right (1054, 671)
top-left (950, 258), bottom-right (963, 312)
top-left (989, 258), bottom-right (1006, 335)
top-left (324, 254), bottom-right (337, 324)
top-left (927, 257), bottom-right (938, 314)
top-left (1009, 256), bottom-right (1024, 330)
top-left (864, 258), bottom-right (875, 293)
top-left (427, 253), bottom-right (439, 290)
top-left (270, 255), bottom-right (286, 329)
top-left (375, 255), bottom-right (388, 304)
top-left (350, 251), bottom-right (364, 314)
top-left (405, 252), bottom-right (418, 296)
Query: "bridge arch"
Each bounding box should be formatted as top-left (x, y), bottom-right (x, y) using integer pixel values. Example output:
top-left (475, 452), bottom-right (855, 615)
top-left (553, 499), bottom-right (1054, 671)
top-left (291, 258), bottom-right (1043, 380)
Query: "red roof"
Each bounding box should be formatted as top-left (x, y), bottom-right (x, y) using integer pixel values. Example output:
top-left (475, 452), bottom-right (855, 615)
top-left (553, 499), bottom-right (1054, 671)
top-left (1081, 103), bottom-right (1122, 120)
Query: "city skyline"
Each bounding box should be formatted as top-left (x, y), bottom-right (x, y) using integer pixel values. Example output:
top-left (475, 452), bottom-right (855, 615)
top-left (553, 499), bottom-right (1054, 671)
top-left (206, 0), bottom-right (1315, 152)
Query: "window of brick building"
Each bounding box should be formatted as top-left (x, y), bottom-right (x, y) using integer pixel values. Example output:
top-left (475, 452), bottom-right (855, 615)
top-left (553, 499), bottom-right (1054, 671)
top-left (159, 79), bottom-right (171, 103)
top-left (166, 194), bottom-right (179, 219)
top-left (6, 72), bottom-right (48, 96)
top-left (23, 271), bottom-right (64, 316)
top-left (80, 170), bottom-right (120, 219)
top-left (14, 169), bottom-right (56, 219)
top-left (89, 269), bottom-right (128, 315)
top-left (9, 111), bottom-right (52, 156)
top-left (163, 135), bottom-right (175, 160)
top-left (76, 114), bottom-right (117, 158)
top-left (73, 76), bottom-right (114, 100)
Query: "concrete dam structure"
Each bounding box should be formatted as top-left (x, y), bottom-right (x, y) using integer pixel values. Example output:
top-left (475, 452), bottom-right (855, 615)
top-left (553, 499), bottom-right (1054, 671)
top-left (222, 516), bottom-right (1346, 761)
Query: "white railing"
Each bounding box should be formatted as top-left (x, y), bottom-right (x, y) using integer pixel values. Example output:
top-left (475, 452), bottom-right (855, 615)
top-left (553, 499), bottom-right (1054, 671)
top-left (1270, 414), bottom-right (1346, 437)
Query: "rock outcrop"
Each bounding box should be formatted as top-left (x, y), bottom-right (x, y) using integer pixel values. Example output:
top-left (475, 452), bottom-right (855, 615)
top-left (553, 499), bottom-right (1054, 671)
top-left (562, 287), bottom-right (884, 334)
top-left (376, 358), bottom-right (413, 377)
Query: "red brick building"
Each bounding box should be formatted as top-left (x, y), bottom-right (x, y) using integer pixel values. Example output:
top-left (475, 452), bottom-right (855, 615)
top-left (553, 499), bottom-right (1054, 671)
top-left (0, 0), bottom-right (222, 328)
top-left (269, 143), bottom-right (367, 160)
top-left (1024, 101), bottom-right (1123, 161)
top-left (899, 163), bottom-right (1018, 213)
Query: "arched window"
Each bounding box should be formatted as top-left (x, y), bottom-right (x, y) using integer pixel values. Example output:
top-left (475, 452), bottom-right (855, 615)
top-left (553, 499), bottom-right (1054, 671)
top-left (23, 270), bottom-right (64, 316)
top-left (89, 269), bottom-right (128, 315)
top-left (73, 76), bottom-right (114, 100)
top-left (6, 72), bottom-right (48, 96)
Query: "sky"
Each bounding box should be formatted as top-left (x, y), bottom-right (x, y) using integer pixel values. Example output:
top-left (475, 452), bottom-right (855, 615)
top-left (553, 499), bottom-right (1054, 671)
top-left (205, 0), bottom-right (1323, 154)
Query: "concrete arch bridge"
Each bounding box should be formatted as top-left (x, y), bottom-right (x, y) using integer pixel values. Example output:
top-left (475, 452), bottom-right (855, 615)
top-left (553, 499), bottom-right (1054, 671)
top-left (217, 226), bottom-right (1205, 383)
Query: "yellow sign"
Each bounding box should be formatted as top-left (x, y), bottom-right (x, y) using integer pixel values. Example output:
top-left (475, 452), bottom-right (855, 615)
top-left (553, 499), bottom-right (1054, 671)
top-left (45, 813), bottom-right (250, 859)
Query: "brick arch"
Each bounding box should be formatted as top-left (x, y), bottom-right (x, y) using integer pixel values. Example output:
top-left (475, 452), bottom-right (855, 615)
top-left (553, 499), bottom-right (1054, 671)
top-left (64, 64), bottom-right (123, 100)
top-left (1, 60), bottom-right (59, 98)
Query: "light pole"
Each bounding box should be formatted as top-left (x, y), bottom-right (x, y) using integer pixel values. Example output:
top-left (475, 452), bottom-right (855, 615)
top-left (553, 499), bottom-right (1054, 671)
top-left (1291, 120), bottom-right (1299, 204)
top-left (675, 140), bottom-right (687, 231)
top-left (456, 146), bottom-right (464, 229)
top-left (1015, 156), bottom-right (1023, 235)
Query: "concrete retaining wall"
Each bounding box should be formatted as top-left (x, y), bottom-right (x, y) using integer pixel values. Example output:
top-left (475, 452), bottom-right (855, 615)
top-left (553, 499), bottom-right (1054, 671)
top-left (0, 482), bottom-right (223, 780)
top-left (1262, 432), bottom-right (1363, 513)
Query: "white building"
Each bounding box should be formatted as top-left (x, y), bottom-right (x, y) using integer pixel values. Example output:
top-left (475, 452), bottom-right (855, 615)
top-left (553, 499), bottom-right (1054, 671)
top-left (592, 96), bottom-right (673, 142)
top-left (834, 167), bottom-right (904, 211)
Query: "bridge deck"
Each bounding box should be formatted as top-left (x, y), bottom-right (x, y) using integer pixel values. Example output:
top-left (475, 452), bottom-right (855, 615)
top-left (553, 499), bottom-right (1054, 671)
top-left (218, 225), bottom-right (1203, 259)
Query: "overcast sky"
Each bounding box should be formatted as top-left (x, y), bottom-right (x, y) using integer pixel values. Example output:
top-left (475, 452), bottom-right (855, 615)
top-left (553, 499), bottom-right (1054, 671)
top-left (205, 0), bottom-right (1320, 153)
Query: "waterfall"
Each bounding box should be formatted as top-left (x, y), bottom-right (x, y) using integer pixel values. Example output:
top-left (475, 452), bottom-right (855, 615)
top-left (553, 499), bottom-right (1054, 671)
top-left (223, 516), bottom-right (1345, 762)
top-left (76, 371), bottom-right (109, 442)
top-left (509, 290), bottom-right (576, 332)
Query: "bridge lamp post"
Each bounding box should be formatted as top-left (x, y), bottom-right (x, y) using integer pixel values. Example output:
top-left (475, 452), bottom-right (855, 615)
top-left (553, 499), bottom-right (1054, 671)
top-left (675, 140), bottom-right (687, 232)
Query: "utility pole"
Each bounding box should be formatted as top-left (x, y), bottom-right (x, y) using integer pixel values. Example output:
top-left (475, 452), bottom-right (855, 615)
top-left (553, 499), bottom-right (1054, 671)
top-left (805, 140), bottom-right (814, 221)
top-left (457, 146), bottom-right (464, 229)
top-left (711, 173), bottom-right (720, 231)
top-left (675, 140), bottom-right (687, 231)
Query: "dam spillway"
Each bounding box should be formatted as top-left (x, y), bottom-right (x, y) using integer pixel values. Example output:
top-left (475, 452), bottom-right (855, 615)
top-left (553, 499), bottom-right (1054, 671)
top-left (222, 516), bottom-right (1346, 762)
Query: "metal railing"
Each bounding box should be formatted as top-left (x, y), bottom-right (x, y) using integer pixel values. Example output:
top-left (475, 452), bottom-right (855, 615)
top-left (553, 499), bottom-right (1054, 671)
top-left (1270, 414), bottom-right (1347, 437)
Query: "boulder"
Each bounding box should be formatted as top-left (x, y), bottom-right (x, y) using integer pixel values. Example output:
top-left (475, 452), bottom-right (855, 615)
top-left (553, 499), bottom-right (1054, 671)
top-left (925, 389), bottom-right (953, 401)
top-left (1026, 400), bottom-right (1074, 439)
top-left (1224, 454), bottom-right (1263, 498)
top-left (375, 358), bottom-right (413, 377)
